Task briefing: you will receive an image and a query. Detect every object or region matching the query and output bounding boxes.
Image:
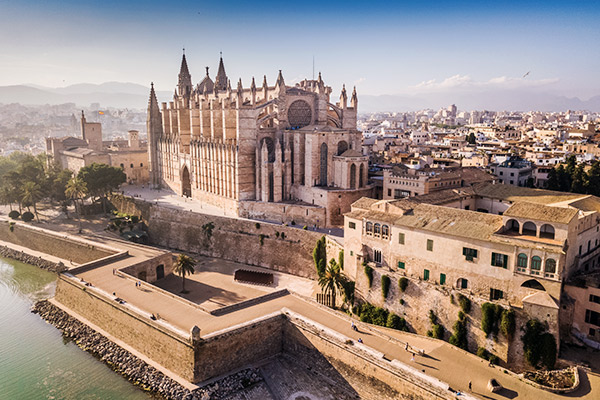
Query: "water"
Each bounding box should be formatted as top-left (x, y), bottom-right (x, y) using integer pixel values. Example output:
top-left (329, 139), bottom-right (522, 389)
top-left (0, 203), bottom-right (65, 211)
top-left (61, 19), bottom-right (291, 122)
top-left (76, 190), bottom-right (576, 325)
top-left (0, 257), bottom-right (153, 400)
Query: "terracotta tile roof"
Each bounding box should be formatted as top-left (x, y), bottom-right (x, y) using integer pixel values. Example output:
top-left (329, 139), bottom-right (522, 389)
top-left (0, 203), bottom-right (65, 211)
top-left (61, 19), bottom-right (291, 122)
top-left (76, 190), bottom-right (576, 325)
top-left (503, 202), bottom-right (578, 224)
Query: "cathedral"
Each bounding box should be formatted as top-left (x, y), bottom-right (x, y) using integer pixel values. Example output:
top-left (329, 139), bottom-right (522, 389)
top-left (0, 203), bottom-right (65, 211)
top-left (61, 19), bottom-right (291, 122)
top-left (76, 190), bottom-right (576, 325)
top-left (146, 53), bottom-right (372, 227)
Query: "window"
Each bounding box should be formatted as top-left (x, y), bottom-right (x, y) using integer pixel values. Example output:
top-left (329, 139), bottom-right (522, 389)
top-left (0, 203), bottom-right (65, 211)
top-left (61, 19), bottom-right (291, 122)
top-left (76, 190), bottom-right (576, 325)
top-left (349, 221), bottom-right (356, 229)
top-left (397, 261), bottom-right (405, 269)
top-left (545, 259), bottom-right (556, 277)
top-left (366, 222), bottom-right (373, 235)
top-left (387, 189), bottom-right (392, 197)
top-left (140, 163), bottom-right (144, 167)
top-left (491, 253), bottom-right (508, 269)
top-left (398, 233), bottom-right (405, 245)
top-left (517, 253), bottom-right (528, 272)
top-left (382, 225), bottom-right (389, 239)
top-left (458, 278), bottom-right (468, 289)
top-left (463, 247), bottom-right (478, 261)
top-left (374, 223), bottom-right (381, 237)
top-left (490, 288), bottom-right (504, 301)
top-left (120, 163), bottom-right (124, 168)
top-left (130, 163), bottom-right (134, 168)
top-left (374, 249), bottom-right (382, 264)
top-left (590, 294), bottom-right (600, 305)
top-left (531, 256), bottom-right (542, 275)
top-left (427, 239), bottom-right (434, 252)
top-left (350, 251), bottom-right (353, 256)
top-left (585, 309), bottom-right (600, 327)
top-left (423, 269), bottom-right (430, 281)
top-left (440, 273), bottom-right (446, 285)
top-left (464, 205), bottom-right (470, 210)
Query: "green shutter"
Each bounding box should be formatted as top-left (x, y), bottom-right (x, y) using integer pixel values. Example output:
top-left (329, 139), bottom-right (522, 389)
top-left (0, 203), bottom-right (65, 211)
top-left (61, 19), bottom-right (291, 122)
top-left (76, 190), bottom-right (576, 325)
top-left (424, 269), bottom-right (430, 280)
top-left (473, 249), bottom-right (478, 258)
top-left (503, 255), bottom-right (508, 269)
top-left (463, 247), bottom-right (467, 256)
top-left (440, 273), bottom-right (446, 285)
top-left (398, 261), bottom-right (405, 269)
top-left (491, 253), bottom-right (496, 266)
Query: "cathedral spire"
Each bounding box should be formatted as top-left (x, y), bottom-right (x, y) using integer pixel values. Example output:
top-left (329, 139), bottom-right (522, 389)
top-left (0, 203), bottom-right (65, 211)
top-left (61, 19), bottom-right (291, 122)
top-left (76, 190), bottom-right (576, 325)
top-left (215, 53), bottom-right (228, 91)
top-left (350, 86), bottom-right (358, 109)
top-left (147, 82), bottom-right (163, 188)
top-left (177, 51), bottom-right (193, 99)
top-left (340, 84), bottom-right (347, 109)
top-left (276, 70), bottom-right (285, 87)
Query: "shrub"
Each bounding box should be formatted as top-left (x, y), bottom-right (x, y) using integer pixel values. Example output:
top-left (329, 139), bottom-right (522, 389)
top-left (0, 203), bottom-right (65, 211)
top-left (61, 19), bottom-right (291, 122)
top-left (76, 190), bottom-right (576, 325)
top-left (313, 236), bottom-right (327, 277)
top-left (429, 310), bottom-right (438, 325)
top-left (8, 210), bottom-right (20, 219)
top-left (130, 215), bottom-right (139, 224)
top-left (399, 298), bottom-right (405, 305)
top-left (338, 250), bottom-right (344, 270)
top-left (449, 313), bottom-right (468, 350)
top-left (432, 324), bottom-right (444, 339)
top-left (280, 232), bottom-right (285, 240)
top-left (458, 311), bottom-right (465, 322)
top-left (458, 294), bottom-right (471, 314)
top-left (522, 319), bottom-right (556, 369)
top-left (342, 280), bottom-right (355, 305)
top-left (255, 222), bottom-right (261, 229)
top-left (398, 277), bottom-right (409, 292)
top-left (477, 347), bottom-right (489, 360)
top-left (21, 211), bottom-right (34, 222)
top-left (9, 222), bottom-right (15, 232)
top-left (364, 265), bottom-right (374, 288)
top-left (303, 225), bottom-right (308, 230)
top-left (381, 275), bottom-right (391, 299)
top-left (481, 302), bottom-right (503, 336)
top-left (489, 354), bottom-right (499, 365)
top-left (450, 294), bottom-right (455, 304)
top-left (500, 309), bottom-right (516, 340)
top-left (275, 231), bottom-right (280, 238)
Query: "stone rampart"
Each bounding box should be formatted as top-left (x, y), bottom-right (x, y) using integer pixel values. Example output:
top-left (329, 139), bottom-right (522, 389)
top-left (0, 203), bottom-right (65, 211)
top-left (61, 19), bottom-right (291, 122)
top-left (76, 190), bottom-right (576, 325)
top-left (54, 275), bottom-right (196, 382)
top-left (110, 194), bottom-right (335, 279)
top-left (0, 221), bottom-right (113, 264)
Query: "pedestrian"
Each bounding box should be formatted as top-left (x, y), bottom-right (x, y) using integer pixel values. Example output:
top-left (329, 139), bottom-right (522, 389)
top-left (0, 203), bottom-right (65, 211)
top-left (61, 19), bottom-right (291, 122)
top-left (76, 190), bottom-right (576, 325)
top-left (138, 280), bottom-right (141, 287)
top-left (468, 381), bottom-right (472, 391)
top-left (351, 321), bottom-right (355, 330)
top-left (405, 342), bottom-right (409, 352)
top-left (411, 353), bottom-right (415, 362)
top-left (358, 338), bottom-right (363, 343)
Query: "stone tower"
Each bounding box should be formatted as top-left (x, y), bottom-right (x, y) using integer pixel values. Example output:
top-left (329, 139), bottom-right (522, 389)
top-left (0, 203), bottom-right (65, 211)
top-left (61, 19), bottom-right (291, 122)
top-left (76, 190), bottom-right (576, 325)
top-left (146, 83), bottom-right (163, 187)
top-left (214, 54), bottom-right (228, 92)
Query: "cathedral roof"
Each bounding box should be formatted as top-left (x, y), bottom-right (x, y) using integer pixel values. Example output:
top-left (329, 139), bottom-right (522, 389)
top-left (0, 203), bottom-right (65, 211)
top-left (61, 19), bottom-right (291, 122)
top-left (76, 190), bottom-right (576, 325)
top-left (339, 149), bottom-right (364, 157)
top-left (197, 67), bottom-right (214, 94)
top-left (215, 55), bottom-right (228, 91)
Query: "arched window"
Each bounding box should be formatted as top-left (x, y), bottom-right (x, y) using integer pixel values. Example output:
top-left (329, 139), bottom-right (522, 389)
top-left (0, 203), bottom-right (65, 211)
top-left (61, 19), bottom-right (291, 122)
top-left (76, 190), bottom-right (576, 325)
top-left (545, 258), bottom-right (557, 277)
top-left (382, 225), bottom-right (389, 239)
top-left (517, 253), bottom-right (528, 272)
top-left (457, 278), bottom-right (468, 289)
top-left (140, 163), bottom-right (144, 167)
top-left (374, 223), bottom-right (381, 237)
top-left (540, 224), bottom-right (555, 239)
top-left (531, 256), bottom-right (542, 275)
top-left (337, 140), bottom-right (348, 156)
top-left (120, 163), bottom-right (124, 168)
top-left (522, 221), bottom-right (537, 236)
top-left (366, 222), bottom-right (373, 235)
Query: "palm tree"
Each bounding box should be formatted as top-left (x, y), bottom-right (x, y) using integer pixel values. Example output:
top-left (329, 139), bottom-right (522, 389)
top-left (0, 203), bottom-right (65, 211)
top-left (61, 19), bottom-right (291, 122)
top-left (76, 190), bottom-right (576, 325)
top-left (318, 259), bottom-right (346, 308)
top-left (21, 181), bottom-right (43, 222)
top-left (65, 177), bottom-right (88, 233)
top-left (174, 254), bottom-right (196, 293)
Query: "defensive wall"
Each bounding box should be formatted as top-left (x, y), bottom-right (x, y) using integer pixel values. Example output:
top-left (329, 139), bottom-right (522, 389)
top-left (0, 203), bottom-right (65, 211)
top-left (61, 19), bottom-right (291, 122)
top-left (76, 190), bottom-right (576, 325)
top-left (357, 264), bottom-right (558, 370)
top-left (110, 194), bottom-right (341, 279)
top-left (0, 219), bottom-right (115, 263)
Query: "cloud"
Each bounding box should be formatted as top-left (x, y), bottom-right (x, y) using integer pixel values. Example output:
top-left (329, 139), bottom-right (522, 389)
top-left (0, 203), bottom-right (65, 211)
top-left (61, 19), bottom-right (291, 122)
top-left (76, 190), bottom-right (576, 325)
top-left (408, 74), bottom-right (559, 93)
top-left (353, 77), bottom-right (366, 86)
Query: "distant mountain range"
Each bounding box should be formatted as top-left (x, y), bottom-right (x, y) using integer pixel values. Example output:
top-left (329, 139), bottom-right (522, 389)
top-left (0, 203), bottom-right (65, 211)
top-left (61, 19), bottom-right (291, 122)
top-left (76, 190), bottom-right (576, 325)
top-left (0, 82), bottom-right (599, 113)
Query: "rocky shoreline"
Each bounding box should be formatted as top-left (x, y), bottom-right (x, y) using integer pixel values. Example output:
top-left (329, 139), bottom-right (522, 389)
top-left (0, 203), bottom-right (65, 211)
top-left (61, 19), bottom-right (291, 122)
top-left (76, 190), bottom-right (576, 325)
top-left (32, 300), bottom-right (263, 400)
top-left (0, 245), bottom-right (65, 272)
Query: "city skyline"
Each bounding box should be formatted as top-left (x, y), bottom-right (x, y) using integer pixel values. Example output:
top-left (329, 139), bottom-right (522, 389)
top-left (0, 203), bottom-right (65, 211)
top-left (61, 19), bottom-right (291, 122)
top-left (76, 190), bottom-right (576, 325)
top-left (1, 0), bottom-right (599, 105)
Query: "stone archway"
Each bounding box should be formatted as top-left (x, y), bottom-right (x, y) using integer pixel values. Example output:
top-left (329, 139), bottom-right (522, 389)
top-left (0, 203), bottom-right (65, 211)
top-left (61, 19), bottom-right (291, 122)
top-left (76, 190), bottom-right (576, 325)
top-left (181, 166), bottom-right (191, 197)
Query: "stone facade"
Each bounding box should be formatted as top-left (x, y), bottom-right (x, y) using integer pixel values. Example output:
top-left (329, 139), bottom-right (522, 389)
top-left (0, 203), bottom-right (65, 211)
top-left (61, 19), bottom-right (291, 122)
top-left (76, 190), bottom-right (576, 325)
top-left (147, 54), bottom-right (372, 227)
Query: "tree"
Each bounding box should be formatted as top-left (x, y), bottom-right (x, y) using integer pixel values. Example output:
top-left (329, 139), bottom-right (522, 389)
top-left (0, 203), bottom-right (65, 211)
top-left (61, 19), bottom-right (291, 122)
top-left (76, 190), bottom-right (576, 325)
top-left (21, 181), bottom-right (43, 222)
top-left (571, 165), bottom-right (587, 194)
top-left (312, 236), bottom-right (327, 277)
top-left (545, 167), bottom-right (559, 190)
top-left (77, 163), bottom-right (126, 213)
top-left (587, 161), bottom-right (600, 196)
top-left (318, 259), bottom-right (345, 308)
top-left (467, 132), bottom-right (476, 145)
top-left (65, 177), bottom-right (88, 233)
top-left (174, 254), bottom-right (196, 293)
top-left (522, 319), bottom-right (557, 370)
top-left (556, 164), bottom-right (571, 192)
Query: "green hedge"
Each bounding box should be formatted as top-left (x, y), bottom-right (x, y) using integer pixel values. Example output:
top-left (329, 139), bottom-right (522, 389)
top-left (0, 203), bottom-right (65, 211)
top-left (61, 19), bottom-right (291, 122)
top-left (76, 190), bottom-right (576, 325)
top-left (364, 265), bottom-right (374, 288)
top-left (381, 275), bottom-right (391, 299)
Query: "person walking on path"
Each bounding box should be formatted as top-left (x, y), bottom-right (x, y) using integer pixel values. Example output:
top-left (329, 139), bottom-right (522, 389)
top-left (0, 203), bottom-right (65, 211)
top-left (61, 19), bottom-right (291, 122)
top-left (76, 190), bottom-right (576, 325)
top-left (468, 381), bottom-right (472, 391)
top-left (405, 342), bottom-right (409, 352)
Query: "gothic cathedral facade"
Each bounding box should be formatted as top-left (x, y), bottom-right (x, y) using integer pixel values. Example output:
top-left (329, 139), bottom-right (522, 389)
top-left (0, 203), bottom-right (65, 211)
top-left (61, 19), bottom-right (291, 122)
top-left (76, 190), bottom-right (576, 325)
top-left (147, 54), bottom-right (371, 226)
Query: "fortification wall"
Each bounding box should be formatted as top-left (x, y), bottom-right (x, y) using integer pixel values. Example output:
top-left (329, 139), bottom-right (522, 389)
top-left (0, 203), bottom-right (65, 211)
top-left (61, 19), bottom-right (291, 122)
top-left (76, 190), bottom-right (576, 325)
top-left (195, 314), bottom-right (284, 382)
top-left (0, 222), bottom-right (113, 264)
top-left (283, 313), bottom-right (455, 400)
top-left (356, 266), bottom-right (512, 365)
top-left (54, 276), bottom-right (196, 382)
top-left (110, 194), bottom-right (334, 279)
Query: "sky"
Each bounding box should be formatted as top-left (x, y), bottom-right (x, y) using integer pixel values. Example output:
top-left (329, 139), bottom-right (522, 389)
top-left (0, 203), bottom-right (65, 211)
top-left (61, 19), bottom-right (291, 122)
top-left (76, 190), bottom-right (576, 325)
top-left (1, 0), bottom-right (599, 102)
